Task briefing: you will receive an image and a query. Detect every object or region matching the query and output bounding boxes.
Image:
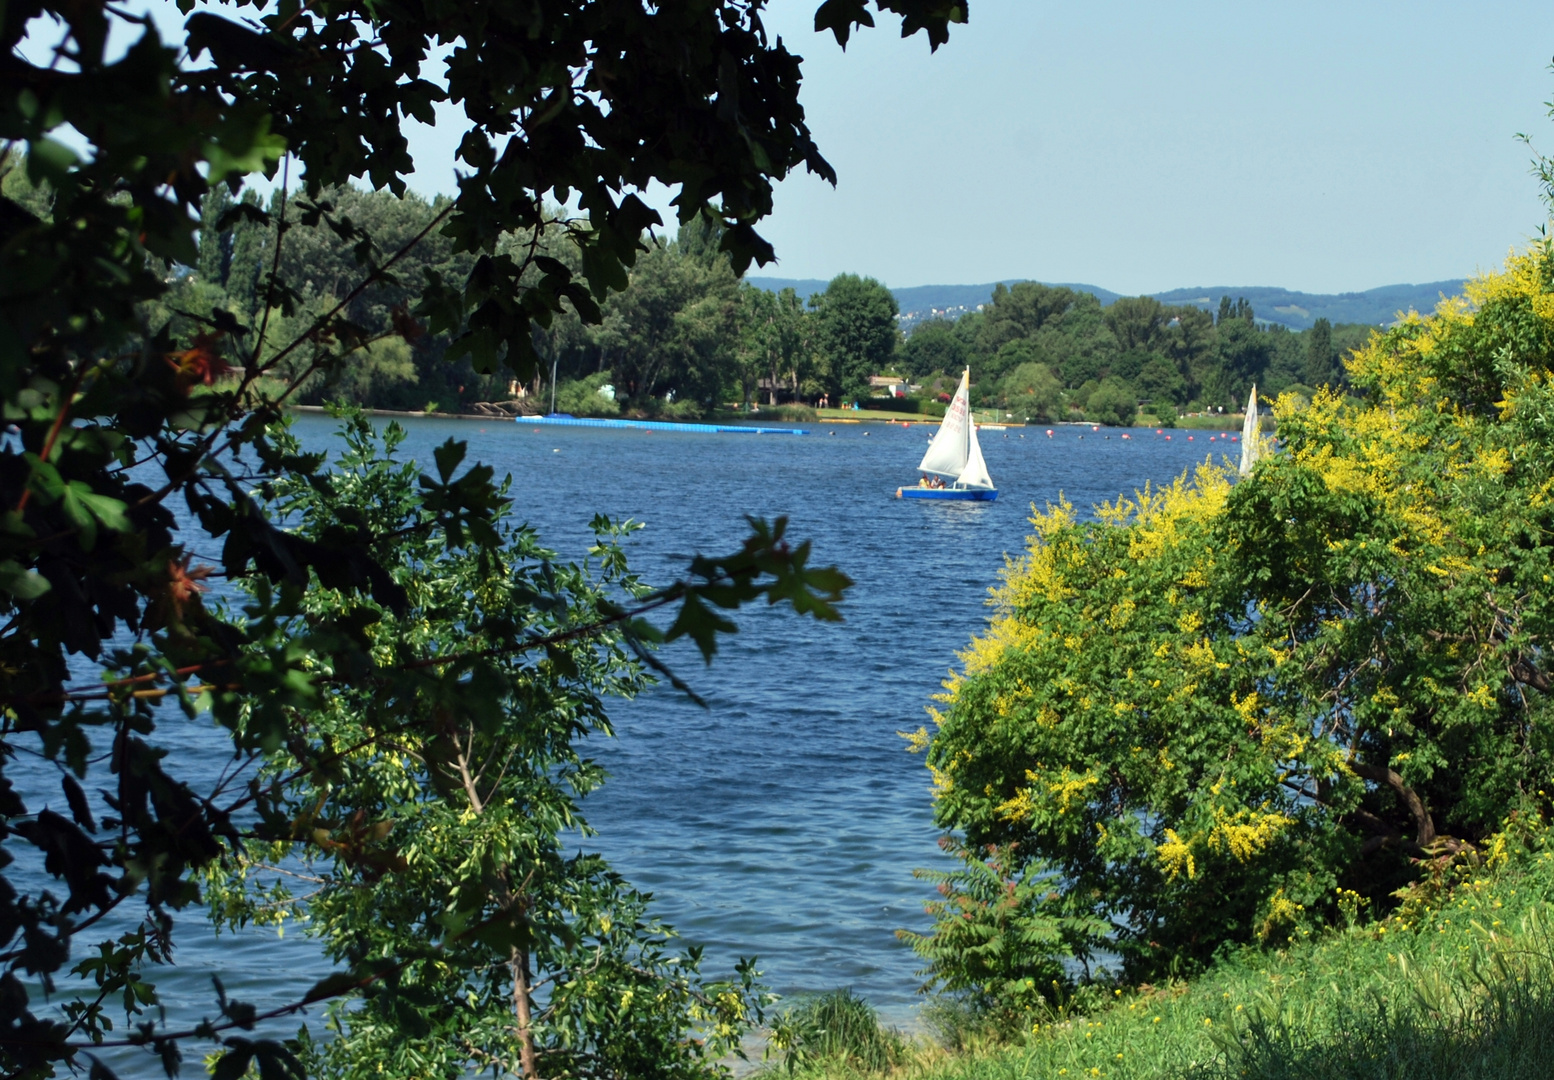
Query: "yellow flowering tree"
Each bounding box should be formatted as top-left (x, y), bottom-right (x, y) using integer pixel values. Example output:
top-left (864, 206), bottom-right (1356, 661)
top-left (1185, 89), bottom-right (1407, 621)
top-left (913, 244), bottom-right (1554, 986)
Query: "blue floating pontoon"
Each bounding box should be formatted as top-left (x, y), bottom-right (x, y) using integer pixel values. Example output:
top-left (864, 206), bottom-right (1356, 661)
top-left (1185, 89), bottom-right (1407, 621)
top-left (518, 415), bottom-right (807, 435)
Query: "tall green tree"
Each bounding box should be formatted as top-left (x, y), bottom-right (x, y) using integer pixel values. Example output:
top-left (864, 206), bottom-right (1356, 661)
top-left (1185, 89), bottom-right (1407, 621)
top-left (196, 185), bottom-right (234, 287)
top-left (811, 273), bottom-right (900, 400)
top-left (598, 235), bottom-right (740, 410)
top-left (737, 284), bottom-right (809, 406)
top-left (975, 282), bottom-right (1076, 356)
top-left (901, 318), bottom-right (967, 378)
top-left (1305, 315), bottom-right (1342, 387)
top-left (1104, 295), bottom-right (1168, 353)
top-left (1001, 362), bottom-right (1062, 421)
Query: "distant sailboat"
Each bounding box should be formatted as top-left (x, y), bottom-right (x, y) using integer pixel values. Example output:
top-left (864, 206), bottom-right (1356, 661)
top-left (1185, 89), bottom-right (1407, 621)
top-left (897, 368), bottom-right (998, 501)
top-left (1239, 385), bottom-right (1262, 476)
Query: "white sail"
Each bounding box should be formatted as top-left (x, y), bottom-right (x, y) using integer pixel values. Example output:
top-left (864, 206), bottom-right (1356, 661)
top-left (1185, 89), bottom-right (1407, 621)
top-left (1239, 385), bottom-right (1260, 476)
top-left (918, 369), bottom-right (971, 477)
top-left (956, 421), bottom-right (995, 489)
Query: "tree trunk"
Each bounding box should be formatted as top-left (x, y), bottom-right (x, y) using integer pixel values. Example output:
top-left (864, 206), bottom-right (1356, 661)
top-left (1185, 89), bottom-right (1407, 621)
top-left (1350, 761), bottom-right (1435, 848)
top-left (511, 945), bottom-right (538, 1079)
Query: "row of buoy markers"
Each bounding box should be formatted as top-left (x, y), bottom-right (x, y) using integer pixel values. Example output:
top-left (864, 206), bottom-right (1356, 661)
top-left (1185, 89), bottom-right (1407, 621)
top-left (540, 422), bottom-right (1243, 438)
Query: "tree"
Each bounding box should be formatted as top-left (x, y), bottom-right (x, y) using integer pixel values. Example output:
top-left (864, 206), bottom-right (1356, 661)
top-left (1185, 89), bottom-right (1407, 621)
top-left (1104, 295), bottom-right (1167, 353)
top-left (1028, 292), bottom-right (1118, 388)
top-left (901, 318), bottom-right (967, 378)
top-left (1213, 314), bottom-right (1273, 405)
top-left (911, 244), bottom-right (1554, 992)
top-left (1000, 362), bottom-right (1062, 422)
top-left (811, 273), bottom-right (900, 400)
top-left (205, 415), bottom-right (764, 1078)
top-left (1085, 375), bottom-right (1137, 426)
top-left (197, 185), bottom-right (234, 287)
top-left (974, 282), bottom-right (1076, 356)
top-left (599, 235), bottom-right (740, 410)
top-left (736, 285), bottom-right (808, 407)
top-left (0, 1), bottom-right (966, 1075)
top-left (1305, 316), bottom-right (1343, 388)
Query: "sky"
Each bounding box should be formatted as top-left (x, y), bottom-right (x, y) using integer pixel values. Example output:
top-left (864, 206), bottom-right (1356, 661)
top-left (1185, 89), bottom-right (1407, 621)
top-left (729, 0), bottom-right (1554, 294)
top-left (23, 1), bottom-right (1554, 294)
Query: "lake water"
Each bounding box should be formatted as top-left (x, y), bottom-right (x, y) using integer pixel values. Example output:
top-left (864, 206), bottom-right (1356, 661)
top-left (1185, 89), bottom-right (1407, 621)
top-left (14, 413), bottom-right (1237, 1062)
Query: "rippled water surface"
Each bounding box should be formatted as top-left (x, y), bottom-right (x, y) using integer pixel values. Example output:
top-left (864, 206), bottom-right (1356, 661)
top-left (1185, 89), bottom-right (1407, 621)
top-left (17, 413), bottom-right (1238, 1059)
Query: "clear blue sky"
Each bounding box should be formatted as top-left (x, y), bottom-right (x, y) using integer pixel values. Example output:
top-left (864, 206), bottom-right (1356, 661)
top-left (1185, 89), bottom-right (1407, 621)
top-left (727, 0), bottom-right (1554, 294)
top-left (27, 1), bottom-right (1554, 294)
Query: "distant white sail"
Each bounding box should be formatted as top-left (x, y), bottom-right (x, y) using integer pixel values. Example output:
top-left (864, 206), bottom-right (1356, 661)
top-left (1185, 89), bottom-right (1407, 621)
top-left (919, 369), bottom-right (971, 477)
top-left (957, 421), bottom-right (995, 489)
top-left (1239, 385), bottom-right (1260, 476)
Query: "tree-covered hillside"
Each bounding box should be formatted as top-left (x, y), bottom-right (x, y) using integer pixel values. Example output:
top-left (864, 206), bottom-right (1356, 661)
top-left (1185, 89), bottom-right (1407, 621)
top-left (902, 283), bottom-right (1374, 423)
top-left (747, 276), bottom-right (1466, 331)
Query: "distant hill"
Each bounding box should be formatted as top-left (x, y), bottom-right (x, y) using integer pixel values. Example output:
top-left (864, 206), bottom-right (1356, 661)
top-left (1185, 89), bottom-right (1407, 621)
top-left (744, 276), bottom-right (1467, 331)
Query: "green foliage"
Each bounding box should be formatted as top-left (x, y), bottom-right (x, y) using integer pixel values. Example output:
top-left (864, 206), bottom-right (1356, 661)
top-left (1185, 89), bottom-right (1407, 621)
top-left (812, 274), bottom-right (901, 400)
top-left (554, 371), bottom-right (622, 416)
top-left (765, 990), bottom-right (906, 1075)
top-left (0, 0), bottom-right (954, 1073)
top-left (1085, 375), bottom-right (1137, 426)
top-left (206, 415), bottom-right (772, 1079)
top-left (1000, 362), bottom-right (1062, 422)
top-left (910, 247), bottom-right (1554, 998)
top-left (595, 231), bottom-right (740, 409)
top-left (734, 283), bottom-right (814, 408)
top-left (935, 283), bottom-right (1368, 417)
top-left (897, 840), bottom-right (1108, 1024)
top-left (902, 319), bottom-right (967, 378)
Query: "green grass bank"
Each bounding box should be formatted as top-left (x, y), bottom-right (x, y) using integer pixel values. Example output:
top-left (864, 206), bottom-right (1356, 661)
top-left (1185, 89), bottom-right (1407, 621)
top-left (767, 828), bottom-right (1554, 1080)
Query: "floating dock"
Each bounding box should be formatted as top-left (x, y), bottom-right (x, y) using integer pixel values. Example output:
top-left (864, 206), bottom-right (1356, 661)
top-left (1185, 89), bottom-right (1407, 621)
top-left (517, 415), bottom-right (808, 435)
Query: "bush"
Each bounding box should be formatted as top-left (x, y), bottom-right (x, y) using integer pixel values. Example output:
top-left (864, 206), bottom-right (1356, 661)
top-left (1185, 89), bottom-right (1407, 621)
top-left (765, 989), bottom-right (907, 1074)
top-left (553, 371), bottom-right (621, 416)
top-left (913, 247), bottom-right (1554, 985)
top-left (898, 838), bottom-right (1105, 1027)
top-left (859, 397), bottom-right (938, 414)
top-left (661, 398), bottom-right (705, 420)
top-left (1001, 362), bottom-right (1063, 422)
top-left (1144, 400), bottom-right (1178, 426)
top-left (1085, 376), bottom-right (1137, 426)
top-left (629, 395), bottom-right (705, 420)
top-left (769, 404), bottom-right (818, 422)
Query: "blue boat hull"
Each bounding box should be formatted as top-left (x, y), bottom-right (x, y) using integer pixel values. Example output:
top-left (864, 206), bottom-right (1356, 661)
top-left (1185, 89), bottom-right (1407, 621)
top-left (897, 486), bottom-right (998, 501)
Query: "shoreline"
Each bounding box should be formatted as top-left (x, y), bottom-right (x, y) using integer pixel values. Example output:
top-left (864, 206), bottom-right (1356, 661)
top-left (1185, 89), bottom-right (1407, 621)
top-left (287, 404), bottom-right (1249, 431)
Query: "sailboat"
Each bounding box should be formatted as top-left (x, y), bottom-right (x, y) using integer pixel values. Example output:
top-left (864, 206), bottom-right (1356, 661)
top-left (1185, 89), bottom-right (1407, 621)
top-left (1238, 385), bottom-right (1262, 476)
top-left (897, 368), bottom-right (998, 501)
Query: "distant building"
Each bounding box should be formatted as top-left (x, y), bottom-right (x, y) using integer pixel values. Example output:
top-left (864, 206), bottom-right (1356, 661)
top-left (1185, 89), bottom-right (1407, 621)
top-left (868, 375), bottom-right (909, 398)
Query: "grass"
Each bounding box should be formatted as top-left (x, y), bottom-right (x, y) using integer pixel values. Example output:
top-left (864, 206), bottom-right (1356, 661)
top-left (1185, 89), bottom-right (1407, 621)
top-left (780, 835), bottom-right (1554, 1080)
top-left (813, 407), bottom-right (1015, 425)
top-left (1172, 413), bottom-right (1247, 430)
top-left (766, 989), bottom-right (909, 1074)
top-left (816, 407), bottom-right (941, 424)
